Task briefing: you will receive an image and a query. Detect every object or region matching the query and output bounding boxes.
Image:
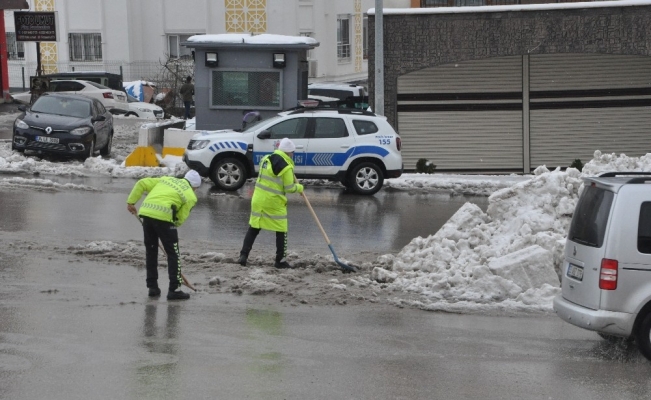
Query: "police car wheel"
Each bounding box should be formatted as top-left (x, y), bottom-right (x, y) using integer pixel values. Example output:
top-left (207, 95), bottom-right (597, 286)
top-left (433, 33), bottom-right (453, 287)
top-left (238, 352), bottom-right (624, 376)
top-left (210, 158), bottom-right (246, 191)
top-left (348, 162), bottom-right (384, 195)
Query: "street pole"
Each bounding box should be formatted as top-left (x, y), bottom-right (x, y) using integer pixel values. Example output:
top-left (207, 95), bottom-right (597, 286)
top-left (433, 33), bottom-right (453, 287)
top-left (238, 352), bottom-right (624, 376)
top-left (374, 0), bottom-right (384, 116)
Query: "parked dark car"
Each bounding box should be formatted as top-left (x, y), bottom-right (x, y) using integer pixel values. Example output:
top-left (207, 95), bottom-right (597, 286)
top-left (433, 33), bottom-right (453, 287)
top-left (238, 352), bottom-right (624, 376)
top-left (12, 93), bottom-right (113, 160)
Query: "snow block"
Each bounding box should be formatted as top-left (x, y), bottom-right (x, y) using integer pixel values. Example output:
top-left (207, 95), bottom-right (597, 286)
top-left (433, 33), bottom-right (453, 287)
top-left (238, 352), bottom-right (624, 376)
top-left (370, 267), bottom-right (398, 283)
top-left (487, 245), bottom-right (559, 290)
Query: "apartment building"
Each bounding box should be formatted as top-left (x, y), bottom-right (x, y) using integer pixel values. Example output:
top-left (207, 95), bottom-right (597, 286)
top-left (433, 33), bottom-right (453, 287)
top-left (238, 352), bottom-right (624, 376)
top-left (4, 0), bottom-right (414, 91)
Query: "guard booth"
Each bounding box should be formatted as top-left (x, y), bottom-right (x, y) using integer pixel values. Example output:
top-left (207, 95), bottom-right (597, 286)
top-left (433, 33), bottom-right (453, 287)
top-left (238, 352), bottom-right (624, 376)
top-left (182, 33), bottom-right (319, 131)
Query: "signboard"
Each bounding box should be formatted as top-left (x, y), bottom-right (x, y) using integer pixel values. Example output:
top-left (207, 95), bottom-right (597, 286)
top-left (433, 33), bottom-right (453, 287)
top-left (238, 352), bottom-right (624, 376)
top-left (14, 11), bottom-right (58, 42)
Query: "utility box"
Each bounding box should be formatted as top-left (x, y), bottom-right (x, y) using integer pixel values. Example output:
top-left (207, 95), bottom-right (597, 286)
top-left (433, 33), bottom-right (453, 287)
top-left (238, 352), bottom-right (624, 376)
top-left (183, 33), bottom-right (319, 131)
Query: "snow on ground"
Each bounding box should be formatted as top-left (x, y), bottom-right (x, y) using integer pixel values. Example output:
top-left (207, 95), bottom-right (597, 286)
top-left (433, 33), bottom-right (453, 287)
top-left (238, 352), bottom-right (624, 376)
top-left (1, 120), bottom-right (650, 314)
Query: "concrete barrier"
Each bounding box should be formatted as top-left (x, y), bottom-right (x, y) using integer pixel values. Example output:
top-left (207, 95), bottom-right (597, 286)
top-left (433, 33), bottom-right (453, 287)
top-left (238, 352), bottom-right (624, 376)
top-left (125, 120), bottom-right (194, 167)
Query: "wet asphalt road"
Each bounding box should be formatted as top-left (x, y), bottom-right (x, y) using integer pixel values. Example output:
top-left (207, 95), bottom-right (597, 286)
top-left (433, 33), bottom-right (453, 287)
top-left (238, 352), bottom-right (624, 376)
top-left (2, 245), bottom-right (651, 400)
top-left (0, 174), bottom-right (488, 255)
top-left (2, 173), bottom-right (651, 399)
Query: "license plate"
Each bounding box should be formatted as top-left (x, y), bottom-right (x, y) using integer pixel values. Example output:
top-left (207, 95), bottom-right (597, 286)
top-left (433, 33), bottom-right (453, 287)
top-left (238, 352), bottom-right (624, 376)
top-left (567, 263), bottom-right (584, 281)
top-left (36, 136), bottom-right (59, 144)
top-left (117, 95), bottom-right (125, 101)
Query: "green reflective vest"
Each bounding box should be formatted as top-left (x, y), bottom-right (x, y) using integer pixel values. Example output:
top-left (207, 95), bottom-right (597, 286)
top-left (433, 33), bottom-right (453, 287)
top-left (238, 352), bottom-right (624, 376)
top-left (127, 176), bottom-right (197, 226)
top-left (249, 150), bottom-right (301, 232)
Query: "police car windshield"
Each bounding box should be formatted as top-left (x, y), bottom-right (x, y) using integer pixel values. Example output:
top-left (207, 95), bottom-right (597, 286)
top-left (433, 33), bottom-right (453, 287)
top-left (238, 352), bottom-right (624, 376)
top-left (242, 115), bottom-right (281, 133)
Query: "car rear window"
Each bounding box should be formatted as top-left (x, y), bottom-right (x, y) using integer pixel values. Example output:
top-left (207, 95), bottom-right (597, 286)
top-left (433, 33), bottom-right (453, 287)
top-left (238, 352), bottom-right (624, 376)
top-left (86, 81), bottom-right (111, 90)
top-left (568, 185), bottom-right (614, 248)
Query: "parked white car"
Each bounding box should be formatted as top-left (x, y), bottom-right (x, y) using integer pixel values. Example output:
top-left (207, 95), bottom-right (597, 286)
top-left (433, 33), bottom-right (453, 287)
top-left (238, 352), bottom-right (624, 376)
top-left (11, 80), bottom-right (129, 113)
top-left (124, 94), bottom-right (164, 119)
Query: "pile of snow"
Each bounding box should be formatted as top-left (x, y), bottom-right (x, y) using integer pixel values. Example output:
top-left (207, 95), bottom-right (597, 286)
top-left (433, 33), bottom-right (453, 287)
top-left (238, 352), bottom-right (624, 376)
top-left (0, 177), bottom-right (101, 191)
top-left (0, 142), bottom-right (189, 180)
top-left (373, 150), bottom-right (651, 313)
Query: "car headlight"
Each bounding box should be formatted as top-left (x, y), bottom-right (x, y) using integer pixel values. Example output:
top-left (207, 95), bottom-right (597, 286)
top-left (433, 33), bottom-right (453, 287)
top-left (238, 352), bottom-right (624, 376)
top-left (15, 119), bottom-right (28, 129)
top-left (136, 108), bottom-right (153, 113)
top-left (189, 140), bottom-right (210, 150)
top-left (70, 127), bottom-right (92, 135)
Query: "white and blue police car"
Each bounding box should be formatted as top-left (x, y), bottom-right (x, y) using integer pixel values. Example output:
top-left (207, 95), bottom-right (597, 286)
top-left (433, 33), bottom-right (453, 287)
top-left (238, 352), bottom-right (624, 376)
top-left (183, 104), bottom-right (403, 195)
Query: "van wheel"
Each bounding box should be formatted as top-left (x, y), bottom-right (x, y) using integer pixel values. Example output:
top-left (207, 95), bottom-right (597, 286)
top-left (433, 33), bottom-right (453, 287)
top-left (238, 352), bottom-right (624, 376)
top-left (348, 162), bottom-right (384, 195)
top-left (210, 158), bottom-right (246, 191)
top-left (635, 312), bottom-right (651, 361)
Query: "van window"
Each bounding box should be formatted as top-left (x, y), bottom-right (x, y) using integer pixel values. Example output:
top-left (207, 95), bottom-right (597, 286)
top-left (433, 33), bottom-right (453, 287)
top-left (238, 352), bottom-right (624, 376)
top-left (568, 185), bottom-right (614, 248)
top-left (638, 202), bottom-right (651, 254)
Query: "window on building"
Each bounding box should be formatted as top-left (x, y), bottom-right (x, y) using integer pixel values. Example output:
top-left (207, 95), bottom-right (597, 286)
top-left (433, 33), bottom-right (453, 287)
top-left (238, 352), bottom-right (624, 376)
top-left (6, 32), bottom-right (25, 60)
top-left (363, 15), bottom-right (368, 60)
top-left (211, 70), bottom-right (282, 109)
top-left (168, 34), bottom-right (197, 59)
top-left (337, 14), bottom-right (351, 62)
top-left (69, 33), bottom-right (102, 61)
top-left (300, 32), bottom-right (314, 60)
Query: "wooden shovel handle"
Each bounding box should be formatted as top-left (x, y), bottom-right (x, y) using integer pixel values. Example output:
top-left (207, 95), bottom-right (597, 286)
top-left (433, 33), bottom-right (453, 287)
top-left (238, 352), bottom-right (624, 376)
top-left (295, 176), bottom-right (331, 245)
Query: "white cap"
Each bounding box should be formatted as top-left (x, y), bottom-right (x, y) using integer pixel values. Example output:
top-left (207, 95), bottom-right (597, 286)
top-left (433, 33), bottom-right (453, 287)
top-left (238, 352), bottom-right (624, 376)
top-left (184, 170), bottom-right (202, 188)
top-left (278, 138), bottom-right (296, 153)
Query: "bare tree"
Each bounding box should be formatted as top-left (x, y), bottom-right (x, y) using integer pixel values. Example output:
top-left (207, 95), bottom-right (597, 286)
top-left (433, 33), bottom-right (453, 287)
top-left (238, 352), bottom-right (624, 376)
top-left (143, 55), bottom-right (194, 118)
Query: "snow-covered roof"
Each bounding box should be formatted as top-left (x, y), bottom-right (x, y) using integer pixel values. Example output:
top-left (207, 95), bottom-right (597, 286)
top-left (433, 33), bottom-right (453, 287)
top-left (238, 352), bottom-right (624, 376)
top-left (184, 33), bottom-right (319, 49)
top-left (369, 0), bottom-right (651, 15)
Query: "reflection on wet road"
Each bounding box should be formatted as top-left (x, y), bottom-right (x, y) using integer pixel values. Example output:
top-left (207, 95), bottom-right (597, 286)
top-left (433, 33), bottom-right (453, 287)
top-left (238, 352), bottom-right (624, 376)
top-left (0, 175), bottom-right (488, 254)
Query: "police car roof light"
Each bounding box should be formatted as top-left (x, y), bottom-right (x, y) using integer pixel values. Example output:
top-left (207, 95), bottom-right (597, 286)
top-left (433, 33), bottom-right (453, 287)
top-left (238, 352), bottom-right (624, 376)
top-left (298, 99), bottom-right (320, 108)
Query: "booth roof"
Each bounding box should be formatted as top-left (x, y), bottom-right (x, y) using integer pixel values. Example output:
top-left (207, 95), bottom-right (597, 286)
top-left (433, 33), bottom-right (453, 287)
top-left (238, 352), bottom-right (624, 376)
top-left (184, 33), bottom-right (319, 49)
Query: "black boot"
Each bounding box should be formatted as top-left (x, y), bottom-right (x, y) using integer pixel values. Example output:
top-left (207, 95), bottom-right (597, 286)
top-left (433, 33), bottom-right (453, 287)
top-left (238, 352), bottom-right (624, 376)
top-left (167, 289), bottom-right (190, 300)
top-left (274, 258), bottom-right (292, 269)
top-left (238, 252), bottom-right (248, 266)
top-left (148, 287), bottom-right (161, 297)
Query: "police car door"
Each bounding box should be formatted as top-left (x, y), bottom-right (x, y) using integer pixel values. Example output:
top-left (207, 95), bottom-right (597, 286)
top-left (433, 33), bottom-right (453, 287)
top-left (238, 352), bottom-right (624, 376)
top-left (253, 116), bottom-right (309, 174)
top-left (305, 116), bottom-right (352, 176)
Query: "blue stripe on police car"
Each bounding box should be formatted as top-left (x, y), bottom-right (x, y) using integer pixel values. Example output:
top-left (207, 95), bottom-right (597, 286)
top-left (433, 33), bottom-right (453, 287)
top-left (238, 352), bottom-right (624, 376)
top-left (210, 141), bottom-right (247, 152)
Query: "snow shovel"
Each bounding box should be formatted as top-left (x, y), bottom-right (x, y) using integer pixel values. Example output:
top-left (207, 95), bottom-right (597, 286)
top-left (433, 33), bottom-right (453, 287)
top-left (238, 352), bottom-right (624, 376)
top-left (295, 176), bottom-right (357, 273)
top-left (133, 214), bottom-right (197, 292)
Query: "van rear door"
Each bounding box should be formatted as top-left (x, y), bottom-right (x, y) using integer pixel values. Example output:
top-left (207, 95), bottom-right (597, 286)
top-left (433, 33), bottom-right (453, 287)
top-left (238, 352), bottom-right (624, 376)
top-left (562, 184), bottom-right (614, 310)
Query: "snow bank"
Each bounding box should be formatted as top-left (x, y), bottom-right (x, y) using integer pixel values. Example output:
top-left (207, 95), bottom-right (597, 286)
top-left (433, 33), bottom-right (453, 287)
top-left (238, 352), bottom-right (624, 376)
top-left (373, 151), bottom-right (651, 313)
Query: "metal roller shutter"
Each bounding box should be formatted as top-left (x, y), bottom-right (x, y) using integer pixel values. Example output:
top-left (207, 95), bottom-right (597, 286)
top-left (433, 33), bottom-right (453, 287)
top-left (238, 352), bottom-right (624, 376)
top-left (397, 56), bottom-right (523, 171)
top-left (530, 54), bottom-right (651, 168)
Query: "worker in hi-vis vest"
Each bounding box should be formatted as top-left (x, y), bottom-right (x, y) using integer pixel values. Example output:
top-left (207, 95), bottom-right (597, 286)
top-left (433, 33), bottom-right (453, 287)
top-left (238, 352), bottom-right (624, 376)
top-left (127, 170), bottom-right (201, 300)
top-left (238, 137), bottom-right (304, 269)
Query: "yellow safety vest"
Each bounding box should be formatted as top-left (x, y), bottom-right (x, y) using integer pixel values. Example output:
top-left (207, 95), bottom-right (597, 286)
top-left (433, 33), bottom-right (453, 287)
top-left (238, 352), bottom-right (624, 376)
top-left (127, 176), bottom-right (197, 226)
top-left (249, 150), bottom-right (300, 232)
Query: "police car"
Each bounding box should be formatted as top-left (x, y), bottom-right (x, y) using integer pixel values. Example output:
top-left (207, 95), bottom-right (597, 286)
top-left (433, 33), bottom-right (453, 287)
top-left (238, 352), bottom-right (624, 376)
top-left (183, 104), bottom-right (403, 195)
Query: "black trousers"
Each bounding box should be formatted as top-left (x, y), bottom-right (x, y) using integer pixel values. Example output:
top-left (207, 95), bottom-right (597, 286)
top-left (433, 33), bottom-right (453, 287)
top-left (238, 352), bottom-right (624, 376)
top-left (142, 216), bottom-right (182, 291)
top-left (240, 226), bottom-right (287, 262)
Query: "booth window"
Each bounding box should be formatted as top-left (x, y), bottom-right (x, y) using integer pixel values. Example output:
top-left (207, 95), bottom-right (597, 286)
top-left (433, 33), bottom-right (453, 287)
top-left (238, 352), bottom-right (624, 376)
top-left (211, 70), bottom-right (282, 109)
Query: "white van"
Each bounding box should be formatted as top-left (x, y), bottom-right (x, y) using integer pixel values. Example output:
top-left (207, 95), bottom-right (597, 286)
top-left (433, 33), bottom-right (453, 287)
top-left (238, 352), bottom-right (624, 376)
top-left (307, 82), bottom-right (368, 110)
top-left (553, 172), bottom-right (651, 361)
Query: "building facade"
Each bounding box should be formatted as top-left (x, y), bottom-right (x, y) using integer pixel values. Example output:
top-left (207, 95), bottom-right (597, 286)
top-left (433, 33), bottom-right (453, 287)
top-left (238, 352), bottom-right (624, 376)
top-left (370, 1), bottom-right (651, 172)
top-left (3, 0), bottom-right (399, 91)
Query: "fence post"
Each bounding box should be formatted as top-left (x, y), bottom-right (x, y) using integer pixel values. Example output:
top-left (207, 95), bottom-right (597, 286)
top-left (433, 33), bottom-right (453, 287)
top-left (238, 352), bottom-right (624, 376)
top-left (120, 65), bottom-right (123, 79)
top-left (21, 66), bottom-right (25, 91)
